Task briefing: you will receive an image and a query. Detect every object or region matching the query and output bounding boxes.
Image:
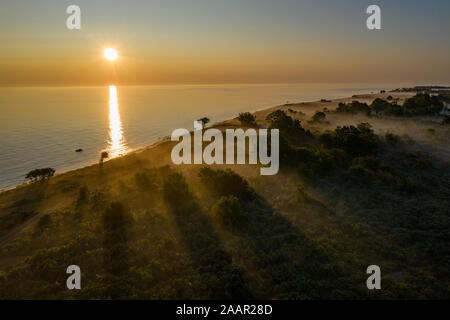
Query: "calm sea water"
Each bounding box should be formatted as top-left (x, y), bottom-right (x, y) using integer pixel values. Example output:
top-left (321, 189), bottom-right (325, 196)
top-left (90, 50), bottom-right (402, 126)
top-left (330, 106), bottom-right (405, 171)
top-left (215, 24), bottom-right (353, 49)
top-left (0, 83), bottom-right (390, 189)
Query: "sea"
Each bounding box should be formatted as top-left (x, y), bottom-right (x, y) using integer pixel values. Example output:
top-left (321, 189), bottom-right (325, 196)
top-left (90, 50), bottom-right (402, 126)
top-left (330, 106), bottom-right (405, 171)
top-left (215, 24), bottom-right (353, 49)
top-left (0, 83), bottom-right (395, 189)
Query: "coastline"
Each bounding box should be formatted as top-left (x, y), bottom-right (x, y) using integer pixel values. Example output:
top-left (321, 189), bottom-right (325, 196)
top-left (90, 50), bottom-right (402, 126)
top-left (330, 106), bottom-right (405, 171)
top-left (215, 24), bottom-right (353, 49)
top-left (0, 90), bottom-right (418, 193)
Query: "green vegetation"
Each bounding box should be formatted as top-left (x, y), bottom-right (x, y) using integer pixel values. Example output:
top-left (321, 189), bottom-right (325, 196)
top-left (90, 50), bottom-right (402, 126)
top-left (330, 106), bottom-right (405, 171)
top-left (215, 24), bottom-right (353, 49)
top-left (266, 110), bottom-right (313, 147)
top-left (199, 167), bottom-right (252, 201)
top-left (0, 103), bottom-right (448, 300)
top-left (237, 112), bottom-right (256, 126)
top-left (25, 168), bottom-right (55, 182)
top-left (212, 195), bottom-right (245, 226)
top-left (370, 98), bottom-right (392, 116)
top-left (336, 101), bottom-right (369, 114)
top-left (402, 93), bottom-right (443, 116)
top-left (336, 94), bottom-right (446, 118)
top-left (309, 111), bottom-right (328, 124)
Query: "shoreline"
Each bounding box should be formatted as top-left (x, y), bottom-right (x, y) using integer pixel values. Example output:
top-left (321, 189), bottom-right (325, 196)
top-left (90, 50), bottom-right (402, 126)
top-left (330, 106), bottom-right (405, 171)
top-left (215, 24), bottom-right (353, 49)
top-left (0, 89), bottom-right (419, 193)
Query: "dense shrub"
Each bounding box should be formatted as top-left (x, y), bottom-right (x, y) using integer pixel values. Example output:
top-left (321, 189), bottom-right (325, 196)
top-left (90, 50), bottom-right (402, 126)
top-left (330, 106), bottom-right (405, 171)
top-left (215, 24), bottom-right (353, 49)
top-left (198, 167), bottom-right (252, 200)
top-left (212, 195), bottom-right (245, 226)
top-left (25, 168), bottom-right (55, 182)
top-left (346, 156), bottom-right (392, 185)
top-left (384, 103), bottom-right (404, 117)
top-left (266, 110), bottom-right (313, 145)
top-left (328, 123), bottom-right (378, 156)
top-left (310, 111), bottom-right (327, 123)
top-left (237, 112), bottom-right (256, 126)
top-left (336, 101), bottom-right (369, 114)
top-left (296, 146), bottom-right (346, 178)
top-left (403, 93), bottom-right (443, 116)
top-left (370, 98), bottom-right (392, 116)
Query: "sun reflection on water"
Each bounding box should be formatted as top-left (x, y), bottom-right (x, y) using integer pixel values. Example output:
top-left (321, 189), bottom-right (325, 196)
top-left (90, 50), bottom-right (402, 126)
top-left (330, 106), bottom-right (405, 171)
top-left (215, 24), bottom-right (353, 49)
top-left (107, 85), bottom-right (127, 157)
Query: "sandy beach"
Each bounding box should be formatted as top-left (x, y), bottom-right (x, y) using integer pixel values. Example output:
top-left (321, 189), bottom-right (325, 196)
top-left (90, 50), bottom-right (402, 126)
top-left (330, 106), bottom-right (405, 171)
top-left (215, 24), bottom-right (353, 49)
top-left (4, 89), bottom-right (446, 194)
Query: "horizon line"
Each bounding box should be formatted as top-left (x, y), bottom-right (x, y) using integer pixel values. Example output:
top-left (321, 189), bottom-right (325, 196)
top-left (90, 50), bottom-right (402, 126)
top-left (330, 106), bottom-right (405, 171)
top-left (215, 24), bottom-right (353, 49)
top-left (0, 81), bottom-right (448, 89)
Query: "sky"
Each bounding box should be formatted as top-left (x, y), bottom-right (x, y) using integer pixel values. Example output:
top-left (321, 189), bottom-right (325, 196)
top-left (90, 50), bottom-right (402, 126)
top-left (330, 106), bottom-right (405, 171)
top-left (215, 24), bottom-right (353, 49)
top-left (0, 0), bottom-right (449, 86)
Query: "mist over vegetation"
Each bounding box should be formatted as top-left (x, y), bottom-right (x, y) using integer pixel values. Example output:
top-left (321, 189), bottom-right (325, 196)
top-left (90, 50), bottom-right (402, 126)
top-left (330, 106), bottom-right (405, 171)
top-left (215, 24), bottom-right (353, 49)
top-left (0, 91), bottom-right (449, 299)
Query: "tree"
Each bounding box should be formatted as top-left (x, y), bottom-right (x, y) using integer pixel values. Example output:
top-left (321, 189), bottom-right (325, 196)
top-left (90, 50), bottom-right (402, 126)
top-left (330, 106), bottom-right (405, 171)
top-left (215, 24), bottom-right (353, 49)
top-left (212, 195), bottom-right (245, 226)
top-left (311, 111), bottom-right (326, 122)
top-left (197, 117), bottom-right (210, 127)
top-left (336, 101), bottom-right (369, 114)
top-left (265, 109), bottom-right (313, 145)
top-left (403, 93), bottom-right (443, 116)
top-left (99, 151), bottom-right (109, 167)
top-left (237, 112), bottom-right (256, 126)
top-left (384, 102), bottom-right (403, 117)
top-left (370, 98), bottom-right (391, 117)
top-left (198, 167), bottom-right (252, 200)
top-left (331, 123), bottom-right (378, 156)
top-left (25, 168), bottom-right (55, 182)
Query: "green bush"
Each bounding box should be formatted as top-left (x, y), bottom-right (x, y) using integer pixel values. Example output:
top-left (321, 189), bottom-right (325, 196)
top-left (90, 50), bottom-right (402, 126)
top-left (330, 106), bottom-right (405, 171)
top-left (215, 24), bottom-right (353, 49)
top-left (198, 167), bottom-right (252, 200)
top-left (310, 111), bottom-right (327, 123)
top-left (266, 110), bottom-right (313, 145)
top-left (163, 172), bottom-right (192, 213)
top-left (237, 112), bottom-right (256, 126)
top-left (403, 93), bottom-right (443, 116)
top-left (336, 101), bottom-right (369, 114)
top-left (346, 156), bottom-right (395, 184)
top-left (25, 168), bottom-right (55, 182)
top-left (330, 123), bottom-right (378, 156)
top-left (384, 103), bottom-right (403, 117)
top-left (370, 98), bottom-right (391, 116)
top-left (212, 195), bottom-right (245, 226)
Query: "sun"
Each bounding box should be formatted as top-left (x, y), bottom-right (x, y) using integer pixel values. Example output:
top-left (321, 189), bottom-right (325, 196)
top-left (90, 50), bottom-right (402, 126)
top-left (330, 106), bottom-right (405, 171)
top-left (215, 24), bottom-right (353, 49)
top-left (104, 48), bottom-right (118, 62)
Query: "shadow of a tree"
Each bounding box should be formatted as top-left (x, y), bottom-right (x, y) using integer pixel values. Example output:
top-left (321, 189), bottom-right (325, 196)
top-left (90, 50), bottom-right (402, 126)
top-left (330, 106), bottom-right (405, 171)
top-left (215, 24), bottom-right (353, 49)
top-left (199, 168), bottom-right (362, 299)
top-left (163, 171), bottom-right (252, 299)
top-left (102, 202), bottom-right (133, 299)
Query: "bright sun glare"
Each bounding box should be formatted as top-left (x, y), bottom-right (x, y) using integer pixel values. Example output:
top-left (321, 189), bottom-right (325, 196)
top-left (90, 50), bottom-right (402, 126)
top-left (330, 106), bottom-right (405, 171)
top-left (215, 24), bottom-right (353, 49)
top-left (104, 48), bottom-right (118, 62)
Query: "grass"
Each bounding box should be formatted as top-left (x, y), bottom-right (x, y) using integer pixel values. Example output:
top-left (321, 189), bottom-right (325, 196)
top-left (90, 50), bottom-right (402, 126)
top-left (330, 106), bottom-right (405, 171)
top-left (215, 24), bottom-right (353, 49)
top-left (0, 108), bottom-right (449, 299)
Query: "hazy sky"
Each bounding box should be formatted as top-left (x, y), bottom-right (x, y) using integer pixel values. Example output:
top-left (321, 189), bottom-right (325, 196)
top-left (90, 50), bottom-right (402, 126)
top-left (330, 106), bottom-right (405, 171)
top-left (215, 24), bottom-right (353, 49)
top-left (0, 0), bottom-right (449, 86)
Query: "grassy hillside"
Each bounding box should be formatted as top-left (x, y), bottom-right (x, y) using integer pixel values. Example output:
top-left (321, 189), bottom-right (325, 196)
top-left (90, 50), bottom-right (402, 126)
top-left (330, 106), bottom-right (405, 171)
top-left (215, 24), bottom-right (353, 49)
top-left (0, 93), bottom-right (449, 299)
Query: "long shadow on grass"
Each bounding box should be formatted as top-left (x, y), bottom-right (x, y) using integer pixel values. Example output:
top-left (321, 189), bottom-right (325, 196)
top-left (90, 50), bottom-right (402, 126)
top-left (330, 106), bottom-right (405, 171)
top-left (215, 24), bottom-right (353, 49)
top-left (199, 168), bottom-right (361, 299)
top-left (0, 182), bottom-right (50, 243)
top-left (102, 202), bottom-right (133, 299)
top-left (163, 171), bottom-right (252, 299)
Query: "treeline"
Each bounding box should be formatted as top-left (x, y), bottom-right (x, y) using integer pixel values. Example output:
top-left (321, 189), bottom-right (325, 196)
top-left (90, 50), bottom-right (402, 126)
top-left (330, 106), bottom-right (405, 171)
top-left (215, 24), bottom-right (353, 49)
top-left (336, 93), bottom-right (449, 117)
top-left (1, 107), bottom-right (448, 299)
top-left (263, 109), bottom-right (450, 298)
